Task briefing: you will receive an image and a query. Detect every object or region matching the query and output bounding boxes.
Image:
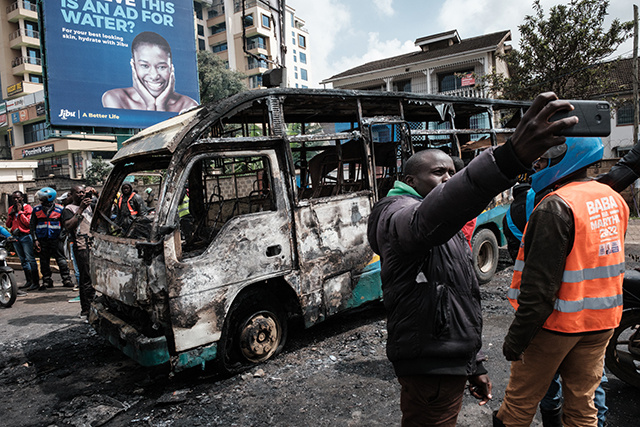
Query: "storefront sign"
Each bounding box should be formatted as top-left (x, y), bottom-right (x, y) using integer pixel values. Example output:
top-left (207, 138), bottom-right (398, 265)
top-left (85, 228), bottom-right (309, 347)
top-left (22, 144), bottom-right (54, 158)
top-left (7, 82), bottom-right (23, 97)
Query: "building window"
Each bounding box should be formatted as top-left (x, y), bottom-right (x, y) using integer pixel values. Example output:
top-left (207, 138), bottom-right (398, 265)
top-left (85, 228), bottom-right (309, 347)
top-left (295, 72), bottom-right (298, 79)
top-left (72, 152), bottom-right (83, 178)
top-left (198, 38), bottom-right (206, 51)
top-left (247, 54), bottom-right (268, 70)
top-left (24, 121), bottom-right (47, 144)
top-left (244, 13), bottom-right (254, 27)
top-left (212, 42), bottom-right (228, 53)
top-left (193, 1), bottom-right (203, 19)
top-left (393, 79), bottom-right (411, 92)
top-left (298, 34), bottom-right (306, 48)
top-left (617, 102), bottom-right (636, 126)
top-left (294, 66), bottom-right (297, 71)
top-left (37, 155), bottom-right (69, 178)
top-left (247, 35), bottom-right (266, 50)
top-left (293, 55), bottom-right (297, 62)
top-left (197, 24), bottom-right (204, 37)
top-left (210, 22), bottom-right (226, 35)
top-left (300, 52), bottom-right (307, 64)
top-left (302, 85), bottom-right (308, 89)
top-left (248, 75), bottom-right (263, 89)
top-left (295, 83), bottom-right (299, 88)
top-left (262, 14), bottom-right (270, 28)
top-left (438, 69), bottom-right (474, 93)
top-left (290, 12), bottom-right (294, 27)
top-left (292, 31), bottom-right (296, 45)
top-left (29, 74), bottom-right (43, 83)
top-left (301, 69), bottom-right (308, 81)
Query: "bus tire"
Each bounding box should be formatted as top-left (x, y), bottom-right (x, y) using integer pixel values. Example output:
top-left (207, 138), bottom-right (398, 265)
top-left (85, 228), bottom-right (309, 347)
top-left (471, 228), bottom-right (499, 284)
top-left (217, 290), bottom-right (288, 374)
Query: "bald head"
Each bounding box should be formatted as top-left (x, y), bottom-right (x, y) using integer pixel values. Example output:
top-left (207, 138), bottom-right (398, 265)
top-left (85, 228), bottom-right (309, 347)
top-left (403, 149), bottom-right (455, 197)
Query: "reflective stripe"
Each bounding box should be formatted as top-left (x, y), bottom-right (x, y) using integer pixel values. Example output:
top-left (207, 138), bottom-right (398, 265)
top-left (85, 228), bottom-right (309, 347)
top-left (507, 287), bottom-right (520, 300)
top-left (514, 259), bottom-right (525, 272)
top-left (561, 262), bottom-right (625, 283)
top-left (507, 287), bottom-right (622, 313)
top-left (554, 294), bottom-right (623, 313)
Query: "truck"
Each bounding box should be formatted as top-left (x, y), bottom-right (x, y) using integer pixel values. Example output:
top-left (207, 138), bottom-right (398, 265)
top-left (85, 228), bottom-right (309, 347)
top-left (89, 89), bottom-right (528, 372)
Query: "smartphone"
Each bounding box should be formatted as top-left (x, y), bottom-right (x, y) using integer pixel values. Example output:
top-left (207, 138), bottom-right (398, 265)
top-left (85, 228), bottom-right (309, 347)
top-left (549, 100), bottom-right (610, 137)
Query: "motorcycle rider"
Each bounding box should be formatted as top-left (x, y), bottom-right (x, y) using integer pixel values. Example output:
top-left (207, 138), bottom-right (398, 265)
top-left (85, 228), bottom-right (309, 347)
top-left (29, 187), bottom-right (74, 290)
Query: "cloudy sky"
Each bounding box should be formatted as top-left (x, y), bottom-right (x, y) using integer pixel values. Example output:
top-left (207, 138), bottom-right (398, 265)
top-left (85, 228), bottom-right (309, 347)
top-left (287, 0), bottom-right (635, 88)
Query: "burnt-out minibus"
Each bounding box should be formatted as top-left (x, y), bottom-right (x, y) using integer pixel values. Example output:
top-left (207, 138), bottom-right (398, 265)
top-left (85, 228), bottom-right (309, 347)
top-left (89, 88), bottom-right (527, 372)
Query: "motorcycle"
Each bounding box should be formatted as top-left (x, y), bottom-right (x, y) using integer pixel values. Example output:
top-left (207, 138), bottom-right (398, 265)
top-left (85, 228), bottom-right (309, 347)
top-left (605, 269), bottom-right (640, 388)
top-left (0, 238), bottom-right (18, 308)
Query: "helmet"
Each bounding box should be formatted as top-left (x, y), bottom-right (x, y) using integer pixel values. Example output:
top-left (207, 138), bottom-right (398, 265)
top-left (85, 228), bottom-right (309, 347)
top-left (530, 137), bottom-right (603, 193)
top-left (36, 187), bottom-right (57, 203)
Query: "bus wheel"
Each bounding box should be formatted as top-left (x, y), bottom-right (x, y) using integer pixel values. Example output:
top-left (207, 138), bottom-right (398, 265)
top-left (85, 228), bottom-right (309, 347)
top-left (218, 292), bottom-right (288, 374)
top-left (472, 228), bottom-right (499, 284)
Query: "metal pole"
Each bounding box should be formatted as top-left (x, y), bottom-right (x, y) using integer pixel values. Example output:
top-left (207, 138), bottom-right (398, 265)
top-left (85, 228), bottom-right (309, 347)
top-left (634, 4), bottom-right (638, 146)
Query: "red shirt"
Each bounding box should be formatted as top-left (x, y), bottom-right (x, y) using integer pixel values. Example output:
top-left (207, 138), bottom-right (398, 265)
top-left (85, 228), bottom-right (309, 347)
top-left (6, 204), bottom-right (33, 234)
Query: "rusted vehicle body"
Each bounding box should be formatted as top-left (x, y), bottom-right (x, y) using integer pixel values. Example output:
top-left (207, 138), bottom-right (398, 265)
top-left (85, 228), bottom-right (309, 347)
top-left (89, 88), bottom-right (527, 372)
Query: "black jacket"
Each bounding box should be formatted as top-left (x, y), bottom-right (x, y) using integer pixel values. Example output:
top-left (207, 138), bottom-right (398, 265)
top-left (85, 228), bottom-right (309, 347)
top-left (367, 145), bottom-right (526, 377)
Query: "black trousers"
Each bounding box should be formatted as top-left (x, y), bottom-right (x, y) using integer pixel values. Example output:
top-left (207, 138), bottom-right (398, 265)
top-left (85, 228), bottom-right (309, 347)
top-left (398, 374), bottom-right (468, 427)
top-left (73, 246), bottom-right (95, 313)
top-left (37, 238), bottom-right (72, 286)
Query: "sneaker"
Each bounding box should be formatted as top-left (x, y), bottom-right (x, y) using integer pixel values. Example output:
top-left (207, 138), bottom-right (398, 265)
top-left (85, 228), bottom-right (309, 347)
top-left (27, 283), bottom-right (40, 291)
top-left (63, 282), bottom-right (74, 288)
top-left (68, 296), bottom-right (81, 303)
top-left (36, 285), bottom-right (47, 291)
top-left (19, 282), bottom-right (32, 290)
top-left (73, 286), bottom-right (79, 291)
top-left (17, 290), bottom-right (27, 297)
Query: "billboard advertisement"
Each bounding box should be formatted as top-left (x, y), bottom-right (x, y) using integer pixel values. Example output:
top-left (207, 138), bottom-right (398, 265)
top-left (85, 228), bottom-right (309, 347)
top-left (42, 0), bottom-right (200, 128)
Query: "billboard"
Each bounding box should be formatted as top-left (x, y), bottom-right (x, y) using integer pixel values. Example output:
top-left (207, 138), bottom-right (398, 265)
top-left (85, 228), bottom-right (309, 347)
top-left (42, 0), bottom-right (200, 128)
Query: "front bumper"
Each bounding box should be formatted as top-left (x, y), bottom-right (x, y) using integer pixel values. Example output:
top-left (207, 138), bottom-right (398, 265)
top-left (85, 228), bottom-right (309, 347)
top-left (89, 301), bottom-right (219, 371)
top-left (89, 301), bottom-right (171, 367)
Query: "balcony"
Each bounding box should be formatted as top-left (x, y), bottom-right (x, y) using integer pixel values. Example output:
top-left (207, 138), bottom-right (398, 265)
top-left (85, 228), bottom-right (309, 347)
top-left (246, 40), bottom-right (267, 51)
top-left (11, 56), bottom-right (41, 75)
top-left (7, 1), bottom-right (38, 22)
top-left (246, 61), bottom-right (269, 71)
top-left (438, 86), bottom-right (486, 98)
top-left (8, 28), bottom-right (40, 49)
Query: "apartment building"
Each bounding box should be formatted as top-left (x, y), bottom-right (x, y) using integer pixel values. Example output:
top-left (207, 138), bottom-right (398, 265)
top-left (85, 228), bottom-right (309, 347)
top-left (0, 0), bottom-right (119, 181)
top-left (195, 0), bottom-right (311, 89)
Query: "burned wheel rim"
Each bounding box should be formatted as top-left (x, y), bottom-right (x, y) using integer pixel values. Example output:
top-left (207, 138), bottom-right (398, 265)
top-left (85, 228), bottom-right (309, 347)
top-left (239, 311), bottom-right (282, 363)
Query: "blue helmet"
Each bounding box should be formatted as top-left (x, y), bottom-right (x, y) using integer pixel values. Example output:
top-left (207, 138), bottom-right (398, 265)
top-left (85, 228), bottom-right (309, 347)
top-left (530, 137), bottom-right (603, 193)
top-left (36, 187), bottom-right (57, 203)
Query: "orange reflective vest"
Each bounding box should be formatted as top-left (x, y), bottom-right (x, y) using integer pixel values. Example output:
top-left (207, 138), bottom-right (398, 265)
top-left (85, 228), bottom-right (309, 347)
top-left (508, 181), bottom-right (628, 333)
top-left (118, 193), bottom-right (138, 216)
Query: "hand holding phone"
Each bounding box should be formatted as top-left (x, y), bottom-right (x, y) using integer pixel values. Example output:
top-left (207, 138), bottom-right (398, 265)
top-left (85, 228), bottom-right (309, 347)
top-left (549, 100), bottom-right (610, 137)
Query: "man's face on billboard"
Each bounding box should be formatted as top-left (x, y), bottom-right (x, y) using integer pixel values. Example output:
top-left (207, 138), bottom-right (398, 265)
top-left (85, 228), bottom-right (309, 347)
top-left (133, 44), bottom-right (171, 97)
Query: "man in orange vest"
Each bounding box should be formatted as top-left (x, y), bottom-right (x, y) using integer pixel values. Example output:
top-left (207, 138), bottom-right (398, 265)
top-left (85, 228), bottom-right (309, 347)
top-left (495, 137), bottom-right (628, 426)
top-left (114, 182), bottom-right (146, 233)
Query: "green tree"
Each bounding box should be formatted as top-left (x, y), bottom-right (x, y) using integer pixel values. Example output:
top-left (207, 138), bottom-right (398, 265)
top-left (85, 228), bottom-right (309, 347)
top-left (485, 0), bottom-right (632, 100)
top-left (198, 51), bottom-right (247, 104)
top-left (85, 158), bottom-right (113, 186)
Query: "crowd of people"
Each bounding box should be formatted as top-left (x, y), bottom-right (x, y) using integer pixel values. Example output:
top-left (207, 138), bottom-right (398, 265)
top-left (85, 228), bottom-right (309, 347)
top-left (2, 182), bottom-right (156, 318)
